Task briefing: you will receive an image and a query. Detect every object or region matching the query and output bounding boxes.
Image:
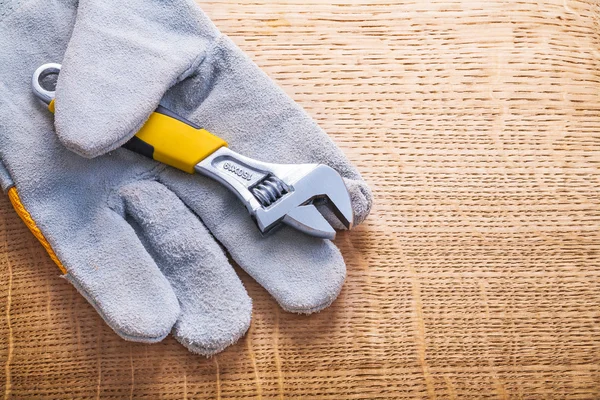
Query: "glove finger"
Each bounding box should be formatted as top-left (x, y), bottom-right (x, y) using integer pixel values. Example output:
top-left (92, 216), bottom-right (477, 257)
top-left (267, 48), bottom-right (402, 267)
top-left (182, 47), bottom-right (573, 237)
top-left (120, 180), bottom-right (252, 355)
top-left (54, 205), bottom-right (180, 342)
top-left (55, 0), bottom-right (221, 158)
top-left (160, 171), bottom-right (346, 314)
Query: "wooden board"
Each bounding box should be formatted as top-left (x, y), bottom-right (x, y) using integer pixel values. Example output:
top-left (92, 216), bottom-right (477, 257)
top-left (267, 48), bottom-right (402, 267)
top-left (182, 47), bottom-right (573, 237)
top-left (2, 0), bottom-right (600, 398)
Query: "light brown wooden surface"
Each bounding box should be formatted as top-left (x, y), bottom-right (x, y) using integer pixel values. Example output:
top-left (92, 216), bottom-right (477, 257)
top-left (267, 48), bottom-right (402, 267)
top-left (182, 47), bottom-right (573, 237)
top-left (2, 0), bottom-right (600, 398)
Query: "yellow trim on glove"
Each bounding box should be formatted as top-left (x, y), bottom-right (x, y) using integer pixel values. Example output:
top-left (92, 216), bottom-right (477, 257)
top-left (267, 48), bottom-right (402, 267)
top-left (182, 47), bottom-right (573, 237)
top-left (7, 187), bottom-right (67, 274)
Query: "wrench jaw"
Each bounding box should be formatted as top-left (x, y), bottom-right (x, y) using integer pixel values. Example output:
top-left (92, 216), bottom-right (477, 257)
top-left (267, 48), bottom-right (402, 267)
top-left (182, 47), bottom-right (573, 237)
top-left (195, 147), bottom-right (354, 239)
top-left (260, 164), bottom-right (354, 239)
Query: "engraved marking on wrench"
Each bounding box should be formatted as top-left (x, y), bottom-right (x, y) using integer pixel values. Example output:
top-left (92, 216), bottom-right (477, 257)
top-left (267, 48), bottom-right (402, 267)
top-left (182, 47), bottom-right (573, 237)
top-left (222, 162), bottom-right (253, 181)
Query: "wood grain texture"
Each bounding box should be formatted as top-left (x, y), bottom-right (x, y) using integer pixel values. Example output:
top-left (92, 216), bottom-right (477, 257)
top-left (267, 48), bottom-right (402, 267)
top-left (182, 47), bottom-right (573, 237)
top-left (2, 0), bottom-right (600, 398)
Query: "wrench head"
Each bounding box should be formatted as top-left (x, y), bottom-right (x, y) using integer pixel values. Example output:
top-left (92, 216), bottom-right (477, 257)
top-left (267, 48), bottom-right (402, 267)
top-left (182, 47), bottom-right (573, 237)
top-left (254, 164), bottom-right (354, 239)
top-left (196, 147), bottom-right (355, 240)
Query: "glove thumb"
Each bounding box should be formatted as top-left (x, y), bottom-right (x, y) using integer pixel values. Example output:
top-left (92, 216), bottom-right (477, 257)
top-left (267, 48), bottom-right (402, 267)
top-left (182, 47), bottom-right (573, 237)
top-left (54, 0), bottom-right (220, 158)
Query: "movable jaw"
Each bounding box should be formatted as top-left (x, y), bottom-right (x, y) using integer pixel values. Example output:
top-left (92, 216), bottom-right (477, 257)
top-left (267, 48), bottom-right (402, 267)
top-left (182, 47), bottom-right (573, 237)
top-left (255, 164), bottom-right (354, 239)
top-left (195, 148), bottom-right (354, 239)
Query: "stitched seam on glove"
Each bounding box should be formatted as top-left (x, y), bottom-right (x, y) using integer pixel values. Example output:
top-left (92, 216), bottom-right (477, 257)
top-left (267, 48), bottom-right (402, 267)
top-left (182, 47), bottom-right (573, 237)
top-left (7, 187), bottom-right (67, 274)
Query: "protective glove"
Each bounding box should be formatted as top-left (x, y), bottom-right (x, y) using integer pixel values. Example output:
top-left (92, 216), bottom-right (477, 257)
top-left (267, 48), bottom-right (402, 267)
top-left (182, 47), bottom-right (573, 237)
top-left (0, 0), bottom-right (372, 355)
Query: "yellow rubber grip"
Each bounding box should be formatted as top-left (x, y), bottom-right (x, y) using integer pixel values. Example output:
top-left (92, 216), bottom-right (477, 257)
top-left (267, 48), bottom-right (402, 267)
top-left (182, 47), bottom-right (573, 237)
top-left (134, 111), bottom-right (227, 174)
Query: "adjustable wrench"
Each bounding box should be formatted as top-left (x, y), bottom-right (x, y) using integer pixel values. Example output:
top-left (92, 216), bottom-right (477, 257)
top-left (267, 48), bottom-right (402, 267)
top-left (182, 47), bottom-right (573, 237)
top-left (32, 63), bottom-right (354, 239)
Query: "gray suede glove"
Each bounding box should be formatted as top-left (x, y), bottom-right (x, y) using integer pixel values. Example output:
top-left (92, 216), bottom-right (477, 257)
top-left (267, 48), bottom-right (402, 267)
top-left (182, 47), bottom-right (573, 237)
top-left (0, 0), bottom-right (372, 355)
